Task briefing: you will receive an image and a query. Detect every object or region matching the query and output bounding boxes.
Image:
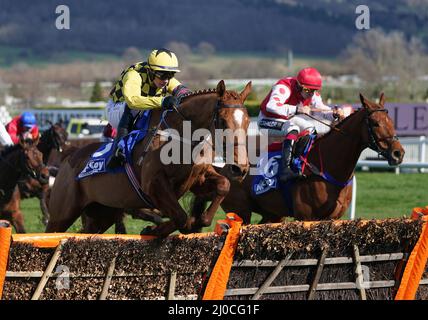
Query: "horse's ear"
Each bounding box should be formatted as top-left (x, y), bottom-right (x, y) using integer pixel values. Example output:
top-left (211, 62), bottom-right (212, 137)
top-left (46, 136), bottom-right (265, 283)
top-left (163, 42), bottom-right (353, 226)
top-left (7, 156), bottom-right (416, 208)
top-left (359, 93), bottom-right (370, 109)
top-left (216, 80), bottom-right (226, 97)
top-left (379, 92), bottom-right (385, 106)
top-left (240, 81), bottom-right (252, 103)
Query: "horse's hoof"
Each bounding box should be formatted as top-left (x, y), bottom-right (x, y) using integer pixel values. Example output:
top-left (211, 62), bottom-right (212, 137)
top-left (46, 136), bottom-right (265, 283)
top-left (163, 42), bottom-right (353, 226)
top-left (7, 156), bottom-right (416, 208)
top-left (140, 226), bottom-right (155, 235)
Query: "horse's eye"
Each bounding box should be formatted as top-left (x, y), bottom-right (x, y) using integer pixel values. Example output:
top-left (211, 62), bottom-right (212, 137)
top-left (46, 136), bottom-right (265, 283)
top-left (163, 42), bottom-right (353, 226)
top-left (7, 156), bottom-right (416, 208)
top-left (370, 121), bottom-right (380, 127)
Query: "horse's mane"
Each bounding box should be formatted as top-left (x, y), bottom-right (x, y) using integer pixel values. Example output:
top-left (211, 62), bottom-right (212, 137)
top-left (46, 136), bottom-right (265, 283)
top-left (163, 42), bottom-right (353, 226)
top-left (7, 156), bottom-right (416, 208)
top-left (180, 87), bottom-right (242, 104)
top-left (179, 88), bottom-right (217, 103)
top-left (0, 144), bottom-right (22, 157)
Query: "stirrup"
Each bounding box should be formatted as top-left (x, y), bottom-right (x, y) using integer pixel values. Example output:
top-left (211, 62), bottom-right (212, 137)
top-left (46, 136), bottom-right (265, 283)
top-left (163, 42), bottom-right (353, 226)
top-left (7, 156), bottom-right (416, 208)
top-left (106, 149), bottom-right (125, 170)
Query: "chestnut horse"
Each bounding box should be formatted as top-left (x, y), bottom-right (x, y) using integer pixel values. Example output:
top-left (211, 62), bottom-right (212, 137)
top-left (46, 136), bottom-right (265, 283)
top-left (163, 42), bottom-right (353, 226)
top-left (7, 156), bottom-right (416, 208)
top-left (0, 140), bottom-right (49, 232)
top-left (46, 80), bottom-right (252, 236)
top-left (191, 93), bottom-right (405, 225)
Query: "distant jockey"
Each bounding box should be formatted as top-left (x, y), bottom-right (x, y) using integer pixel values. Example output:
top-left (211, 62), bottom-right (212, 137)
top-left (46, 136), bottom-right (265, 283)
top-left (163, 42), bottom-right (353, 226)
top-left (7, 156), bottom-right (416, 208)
top-left (6, 111), bottom-right (39, 144)
top-left (257, 67), bottom-right (344, 183)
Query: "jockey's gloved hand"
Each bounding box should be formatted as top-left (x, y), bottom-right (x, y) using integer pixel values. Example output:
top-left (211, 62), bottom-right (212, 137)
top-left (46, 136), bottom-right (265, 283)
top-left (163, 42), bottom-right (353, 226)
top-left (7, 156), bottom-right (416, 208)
top-left (161, 96), bottom-right (177, 110)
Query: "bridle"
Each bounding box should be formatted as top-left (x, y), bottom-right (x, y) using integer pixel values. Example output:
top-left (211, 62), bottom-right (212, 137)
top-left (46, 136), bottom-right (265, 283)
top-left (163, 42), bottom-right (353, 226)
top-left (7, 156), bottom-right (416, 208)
top-left (305, 106), bottom-right (399, 186)
top-left (20, 148), bottom-right (48, 183)
top-left (308, 107), bottom-right (398, 159)
top-left (365, 108), bottom-right (399, 160)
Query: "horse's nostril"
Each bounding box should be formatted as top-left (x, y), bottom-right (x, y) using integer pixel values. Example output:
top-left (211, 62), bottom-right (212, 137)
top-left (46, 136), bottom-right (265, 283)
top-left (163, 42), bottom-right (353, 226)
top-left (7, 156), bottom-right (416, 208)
top-left (393, 150), bottom-right (402, 159)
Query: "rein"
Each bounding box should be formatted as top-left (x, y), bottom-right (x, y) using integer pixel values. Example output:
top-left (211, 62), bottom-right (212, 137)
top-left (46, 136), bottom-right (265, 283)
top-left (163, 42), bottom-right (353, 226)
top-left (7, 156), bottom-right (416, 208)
top-left (303, 107), bottom-right (396, 187)
top-left (298, 112), bottom-right (349, 136)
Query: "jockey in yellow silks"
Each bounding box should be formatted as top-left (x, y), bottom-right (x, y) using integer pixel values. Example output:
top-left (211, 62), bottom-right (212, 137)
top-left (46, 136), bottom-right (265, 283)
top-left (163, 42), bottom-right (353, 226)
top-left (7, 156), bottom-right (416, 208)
top-left (106, 48), bottom-right (191, 169)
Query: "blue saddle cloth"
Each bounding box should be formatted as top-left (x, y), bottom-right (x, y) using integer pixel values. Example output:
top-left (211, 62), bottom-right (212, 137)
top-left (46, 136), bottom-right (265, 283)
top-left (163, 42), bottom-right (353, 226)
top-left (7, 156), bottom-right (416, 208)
top-left (251, 134), bottom-right (316, 214)
top-left (252, 135), bottom-right (316, 196)
top-left (251, 149), bottom-right (282, 196)
top-left (77, 110), bottom-right (152, 180)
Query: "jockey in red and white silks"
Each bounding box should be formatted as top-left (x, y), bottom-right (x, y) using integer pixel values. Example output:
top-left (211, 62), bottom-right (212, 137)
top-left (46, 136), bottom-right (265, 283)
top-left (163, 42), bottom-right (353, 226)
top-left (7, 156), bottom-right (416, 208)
top-left (257, 67), bottom-right (343, 183)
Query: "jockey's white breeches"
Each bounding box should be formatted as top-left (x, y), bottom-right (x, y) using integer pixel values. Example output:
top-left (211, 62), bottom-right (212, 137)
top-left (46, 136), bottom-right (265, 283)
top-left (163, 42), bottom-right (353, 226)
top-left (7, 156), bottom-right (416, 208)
top-left (106, 99), bottom-right (140, 129)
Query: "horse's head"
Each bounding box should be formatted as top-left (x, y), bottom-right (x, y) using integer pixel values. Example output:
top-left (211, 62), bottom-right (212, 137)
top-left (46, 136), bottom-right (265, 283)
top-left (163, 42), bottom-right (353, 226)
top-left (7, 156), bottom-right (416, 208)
top-left (359, 93), bottom-right (405, 165)
top-left (215, 80), bottom-right (252, 180)
top-left (42, 122), bottom-right (68, 152)
top-left (19, 140), bottom-right (50, 186)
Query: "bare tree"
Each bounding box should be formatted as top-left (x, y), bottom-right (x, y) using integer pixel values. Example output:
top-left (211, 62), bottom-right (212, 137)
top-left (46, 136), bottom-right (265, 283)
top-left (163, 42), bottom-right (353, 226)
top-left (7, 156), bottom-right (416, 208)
top-left (342, 28), bottom-right (428, 100)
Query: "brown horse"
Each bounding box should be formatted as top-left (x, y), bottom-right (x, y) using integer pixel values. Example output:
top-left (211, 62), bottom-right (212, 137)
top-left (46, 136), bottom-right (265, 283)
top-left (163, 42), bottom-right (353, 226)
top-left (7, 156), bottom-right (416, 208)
top-left (46, 80), bottom-right (252, 236)
top-left (3, 123), bottom-right (69, 227)
top-left (0, 140), bottom-right (49, 232)
top-left (191, 93), bottom-right (405, 225)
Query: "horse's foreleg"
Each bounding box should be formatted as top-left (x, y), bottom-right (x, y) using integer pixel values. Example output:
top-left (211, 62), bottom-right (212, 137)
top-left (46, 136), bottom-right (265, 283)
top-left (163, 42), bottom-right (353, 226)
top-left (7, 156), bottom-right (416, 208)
top-left (39, 188), bottom-right (50, 226)
top-left (143, 175), bottom-right (191, 237)
top-left (114, 214), bottom-right (127, 234)
top-left (191, 170), bottom-right (230, 231)
top-left (11, 210), bottom-right (26, 233)
top-left (81, 205), bottom-right (124, 234)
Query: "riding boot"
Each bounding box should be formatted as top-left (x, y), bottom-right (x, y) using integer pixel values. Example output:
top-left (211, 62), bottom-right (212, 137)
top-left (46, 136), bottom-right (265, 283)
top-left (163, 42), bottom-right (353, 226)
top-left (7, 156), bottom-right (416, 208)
top-left (106, 106), bottom-right (133, 170)
top-left (279, 131), bottom-right (299, 183)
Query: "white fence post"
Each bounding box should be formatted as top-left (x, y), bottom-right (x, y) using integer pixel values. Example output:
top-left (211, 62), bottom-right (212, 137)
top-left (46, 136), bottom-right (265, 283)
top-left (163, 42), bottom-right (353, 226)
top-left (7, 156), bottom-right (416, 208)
top-left (420, 136), bottom-right (426, 173)
top-left (349, 175), bottom-right (357, 220)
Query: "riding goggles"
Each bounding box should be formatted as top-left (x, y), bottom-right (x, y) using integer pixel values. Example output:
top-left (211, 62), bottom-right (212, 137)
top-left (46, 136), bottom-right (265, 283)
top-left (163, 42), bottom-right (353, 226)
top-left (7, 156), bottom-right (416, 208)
top-left (301, 87), bottom-right (317, 94)
top-left (153, 71), bottom-right (175, 80)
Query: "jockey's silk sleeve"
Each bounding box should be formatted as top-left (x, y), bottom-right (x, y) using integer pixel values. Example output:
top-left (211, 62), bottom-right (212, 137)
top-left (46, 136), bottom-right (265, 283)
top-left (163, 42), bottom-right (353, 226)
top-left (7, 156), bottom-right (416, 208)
top-left (310, 93), bottom-right (337, 121)
top-left (265, 84), bottom-right (298, 118)
top-left (122, 70), bottom-right (163, 110)
top-left (167, 77), bottom-right (181, 94)
top-left (311, 92), bottom-right (331, 111)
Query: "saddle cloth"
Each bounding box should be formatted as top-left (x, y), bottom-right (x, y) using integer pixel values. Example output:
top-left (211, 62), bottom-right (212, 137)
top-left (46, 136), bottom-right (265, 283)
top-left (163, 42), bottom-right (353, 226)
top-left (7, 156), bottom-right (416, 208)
top-left (77, 110), bottom-right (152, 180)
top-left (251, 134), bottom-right (316, 196)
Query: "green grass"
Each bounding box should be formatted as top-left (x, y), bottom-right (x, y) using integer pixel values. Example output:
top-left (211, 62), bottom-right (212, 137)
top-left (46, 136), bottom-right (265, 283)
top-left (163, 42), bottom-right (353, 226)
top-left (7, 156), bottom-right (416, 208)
top-left (17, 172), bottom-right (427, 234)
